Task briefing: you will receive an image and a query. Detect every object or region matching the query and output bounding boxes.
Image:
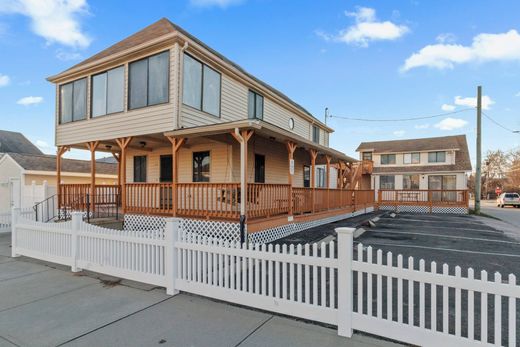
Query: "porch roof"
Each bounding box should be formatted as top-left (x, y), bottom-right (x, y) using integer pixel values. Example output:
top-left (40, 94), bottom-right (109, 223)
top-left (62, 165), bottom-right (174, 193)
top-left (164, 119), bottom-right (356, 163)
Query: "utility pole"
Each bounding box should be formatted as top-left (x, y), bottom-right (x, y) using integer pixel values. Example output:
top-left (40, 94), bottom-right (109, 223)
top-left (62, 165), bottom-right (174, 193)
top-left (475, 85), bottom-right (482, 215)
top-left (325, 107), bottom-right (329, 125)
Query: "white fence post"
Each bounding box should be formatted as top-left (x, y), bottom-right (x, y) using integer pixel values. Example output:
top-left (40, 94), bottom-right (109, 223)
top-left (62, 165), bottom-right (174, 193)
top-left (71, 212), bottom-right (82, 272)
top-left (165, 217), bottom-right (181, 296)
top-left (11, 207), bottom-right (20, 257)
top-left (336, 227), bottom-right (355, 337)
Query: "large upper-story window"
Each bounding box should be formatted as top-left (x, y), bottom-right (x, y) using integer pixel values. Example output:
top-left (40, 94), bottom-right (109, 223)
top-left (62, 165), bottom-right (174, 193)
top-left (428, 151), bottom-right (446, 163)
top-left (92, 66), bottom-right (124, 117)
top-left (312, 125), bottom-right (320, 143)
top-left (362, 152), bottom-right (373, 161)
top-left (403, 152), bottom-right (420, 164)
top-left (129, 51), bottom-right (169, 110)
top-left (380, 154), bottom-right (396, 165)
top-left (248, 90), bottom-right (264, 120)
top-left (60, 78), bottom-right (87, 123)
top-left (183, 54), bottom-right (221, 117)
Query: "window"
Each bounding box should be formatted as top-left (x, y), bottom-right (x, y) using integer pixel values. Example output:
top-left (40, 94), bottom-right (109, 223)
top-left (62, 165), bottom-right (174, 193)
top-left (182, 54), bottom-right (221, 116)
top-left (380, 154), bottom-right (396, 165)
top-left (92, 66), bottom-right (124, 117)
top-left (248, 90), bottom-right (264, 120)
top-left (312, 125), bottom-right (320, 143)
top-left (133, 156), bottom-right (147, 182)
top-left (254, 154), bottom-right (265, 183)
top-left (129, 51), bottom-right (169, 110)
top-left (362, 152), bottom-right (373, 161)
top-left (60, 78), bottom-right (87, 123)
top-left (303, 165), bottom-right (310, 188)
top-left (288, 118), bottom-right (294, 130)
top-left (193, 151), bottom-right (210, 182)
top-left (380, 175), bottom-right (395, 189)
top-left (428, 175), bottom-right (456, 201)
top-left (160, 155), bottom-right (172, 182)
top-left (403, 174), bottom-right (420, 190)
top-left (403, 152), bottom-right (420, 164)
top-left (316, 167), bottom-right (326, 188)
top-left (428, 151), bottom-right (446, 163)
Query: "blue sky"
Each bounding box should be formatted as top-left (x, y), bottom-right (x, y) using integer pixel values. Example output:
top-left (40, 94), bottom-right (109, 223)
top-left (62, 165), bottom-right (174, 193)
top-left (1, 0), bottom-right (520, 164)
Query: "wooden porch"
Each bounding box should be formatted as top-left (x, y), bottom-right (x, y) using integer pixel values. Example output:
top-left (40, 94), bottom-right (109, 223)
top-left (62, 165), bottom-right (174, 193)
top-left (377, 189), bottom-right (469, 210)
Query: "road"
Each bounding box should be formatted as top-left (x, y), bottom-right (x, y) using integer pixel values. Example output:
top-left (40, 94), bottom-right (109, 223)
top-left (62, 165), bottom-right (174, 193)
top-left (478, 200), bottom-right (520, 229)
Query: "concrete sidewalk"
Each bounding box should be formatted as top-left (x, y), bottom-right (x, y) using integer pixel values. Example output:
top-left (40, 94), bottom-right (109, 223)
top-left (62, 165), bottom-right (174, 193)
top-left (0, 233), bottom-right (403, 347)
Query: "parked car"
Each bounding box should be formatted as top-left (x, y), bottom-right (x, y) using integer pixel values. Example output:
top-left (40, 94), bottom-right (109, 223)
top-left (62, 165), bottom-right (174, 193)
top-left (496, 192), bottom-right (520, 208)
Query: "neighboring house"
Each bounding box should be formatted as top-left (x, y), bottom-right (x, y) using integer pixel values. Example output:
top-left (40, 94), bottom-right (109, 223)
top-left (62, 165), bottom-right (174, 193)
top-left (356, 135), bottom-right (472, 193)
top-left (0, 152), bottom-right (118, 211)
top-left (46, 18), bottom-right (369, 239)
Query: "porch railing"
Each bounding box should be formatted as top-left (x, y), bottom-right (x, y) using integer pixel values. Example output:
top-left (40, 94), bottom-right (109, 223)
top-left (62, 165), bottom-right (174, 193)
top-left (378, 189), bottom-right (469, 207)
top-left (247, 183), bottom-right (290, 218)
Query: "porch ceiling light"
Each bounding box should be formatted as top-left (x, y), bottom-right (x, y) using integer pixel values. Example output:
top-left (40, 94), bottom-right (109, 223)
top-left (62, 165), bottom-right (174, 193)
top-left (139, 141), bottom-right (147, 148)
top-left (105, 145), bottom-right (112, 150)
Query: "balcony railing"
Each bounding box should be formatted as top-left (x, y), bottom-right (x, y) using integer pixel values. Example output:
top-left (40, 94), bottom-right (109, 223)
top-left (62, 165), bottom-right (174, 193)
top-left (378, 189), bottom-right (469, 208)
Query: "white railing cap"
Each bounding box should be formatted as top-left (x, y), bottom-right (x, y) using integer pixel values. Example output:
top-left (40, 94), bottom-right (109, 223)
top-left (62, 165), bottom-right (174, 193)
top-left (335, 227), bottom-right (356, 235)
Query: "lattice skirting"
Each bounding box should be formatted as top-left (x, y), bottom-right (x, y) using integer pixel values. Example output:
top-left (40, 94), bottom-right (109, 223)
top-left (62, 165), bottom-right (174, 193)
top-left (378, 205), bottom-right (468, 215)
top-left (248, 207), bottom-right (375, 244)
top-left (123, 214), bottom-right (241, 243)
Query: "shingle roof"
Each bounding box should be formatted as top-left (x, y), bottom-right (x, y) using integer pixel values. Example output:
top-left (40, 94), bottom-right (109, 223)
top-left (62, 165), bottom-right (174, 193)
top-left (52, 18), bottom-right (326, 129)
top-left (0, 130), bottom-right (43, 155)
top-left (6, 152), bottom-right (117, 175)
top-left (358, 135), bottom-right (472, 172)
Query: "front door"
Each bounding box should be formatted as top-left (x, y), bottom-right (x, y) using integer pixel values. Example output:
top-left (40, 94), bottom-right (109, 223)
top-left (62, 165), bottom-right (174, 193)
top-left (254, 154), bottom-right (265, 183)
top-left (303, 165), bottom-right (310, 188)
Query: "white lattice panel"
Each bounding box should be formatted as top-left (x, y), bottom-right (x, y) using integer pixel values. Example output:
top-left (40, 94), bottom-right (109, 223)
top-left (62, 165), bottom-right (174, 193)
top-left (124, 214), bottom-right (166, 231)
top-left (432, 207), bottom-right (469, 214)
top-left (397, 205), bottom-right (430, 213)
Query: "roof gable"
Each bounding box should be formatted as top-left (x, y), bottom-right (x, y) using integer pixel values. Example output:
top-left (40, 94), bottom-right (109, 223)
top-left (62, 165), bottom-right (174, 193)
top-left (0, 130), bottom-right (43, 155)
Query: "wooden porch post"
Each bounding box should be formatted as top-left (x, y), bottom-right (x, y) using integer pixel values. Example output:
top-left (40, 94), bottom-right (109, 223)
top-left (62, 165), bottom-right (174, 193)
top-left (231, 129), bottom-right (253, 241)
top-left (115, 137), bottom-right (133, 213)
top-left (309, 149), bottom-right (318, 213)
top-left (286, 142), bottom-right (297, 217)
top-left (56, 146), bottom-right (69, 209)
top-left (325, 155), bottom-right (331, 210)
top-left (86, 141), bottom-right (100, 213)
top-left (166, 136), bottom-right (185, 217)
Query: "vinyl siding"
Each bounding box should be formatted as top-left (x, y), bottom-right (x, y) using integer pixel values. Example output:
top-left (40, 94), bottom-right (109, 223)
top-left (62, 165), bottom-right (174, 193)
top-left (56, 45), bottom-right (179, 146)
top-left (263, 99), bottom-right (309, 139)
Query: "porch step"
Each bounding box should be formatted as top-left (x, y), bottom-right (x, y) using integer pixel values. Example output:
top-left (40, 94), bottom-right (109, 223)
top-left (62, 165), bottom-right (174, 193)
top-left (88, 218), bottom-right (124, 230)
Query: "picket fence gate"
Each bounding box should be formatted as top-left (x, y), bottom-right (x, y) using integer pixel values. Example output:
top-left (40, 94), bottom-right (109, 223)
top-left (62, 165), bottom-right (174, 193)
top-left (10, 208), bottom-right (520, 347)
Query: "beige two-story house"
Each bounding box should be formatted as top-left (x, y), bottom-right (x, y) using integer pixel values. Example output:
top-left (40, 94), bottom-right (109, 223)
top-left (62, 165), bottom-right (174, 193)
top-left (47, 18), bottom-right (371, 239)
top-left (356, 134), bottom-right (471, 193)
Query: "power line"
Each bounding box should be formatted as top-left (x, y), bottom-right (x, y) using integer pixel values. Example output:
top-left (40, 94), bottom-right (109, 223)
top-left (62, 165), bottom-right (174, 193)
top-left (482, 111), bottom-right (520, 133)
top-left (328, 108), bottom-right (473, 122)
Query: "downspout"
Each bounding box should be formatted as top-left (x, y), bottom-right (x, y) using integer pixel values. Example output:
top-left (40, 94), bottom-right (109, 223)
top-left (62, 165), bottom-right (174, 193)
top-left (176, 41), bottom-right (189, 129)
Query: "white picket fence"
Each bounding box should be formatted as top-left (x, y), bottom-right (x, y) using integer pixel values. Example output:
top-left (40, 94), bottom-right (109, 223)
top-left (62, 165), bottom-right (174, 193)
top-left (10, 208), bottom-right (520, 346)
top-left (12, 209), bottom-right (172, 291)
top-left (0, 207), bottom-right (35, 233)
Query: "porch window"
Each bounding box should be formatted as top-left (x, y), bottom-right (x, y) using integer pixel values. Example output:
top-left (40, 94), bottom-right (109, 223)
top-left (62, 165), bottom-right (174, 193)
top-left (316, 167), bottom-right (326, 188)
top-left (403, 152), bottom-right (420, 164)
top-left (133, 156), bottom-right (147, 182)
top-left (312, 126), bottom-right (320, 143)
top-left (403, 174), bottom-right (420, 190)
top-left (92, 66), bottom-right (124, 117)
top-left (380, 154), bottom-right (396, 165)
top-left (254, 154), bottom-right (265, 183)
top-left (380, 175), bottom-right (395, 189)
top-left (193, 151), bottom-right (210, 182)
top-left (303, 165), bottom-right (310, 188)
top-left (248, 90), bottom-right (264, 120)
top-left (183, 54), bottom-right (221, 117)
top-left (428, 175), bottom-right (456, 201)
top-left (129, 51), bottom-right (169, 110)
top-left (60, 78), bottom-right (87, 123)
top-left (428, 151), bottom-right (446, 163)
top-left (362, 152), bottom-right (372, 161)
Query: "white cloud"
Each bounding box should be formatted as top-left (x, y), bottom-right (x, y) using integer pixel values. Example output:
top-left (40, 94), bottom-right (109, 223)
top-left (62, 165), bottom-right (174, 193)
top-left (414, 123), bottom-right (430, 129)
top-left (0, 0), bottom-right (91, 48)
top-left (441, 103), bottom-right (456, 111)
top-left (434, 117), bottom-right (468, 131)
top-left (393, 130), bottom-right (406, 137)
top-left (515, 91), bottom-right (520, 97)
top-left (454, 95), bottom-right (494, 110)
top-left (436, 33), bottom-right (456, 44)
top-left (0, 73), bottom-right (9, 87)
top-left (17, 96), bottom-right (43, 105)
top-left (318, 7), bottom-right (409, 47)
top-left (402, 30), bottom-right (520, 71)
top-left (190, 0), bottom-right (243, 8)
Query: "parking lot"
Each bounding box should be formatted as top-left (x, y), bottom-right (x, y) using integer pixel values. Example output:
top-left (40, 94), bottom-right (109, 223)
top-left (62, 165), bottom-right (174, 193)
top-left (356, 212), bottom-right (520, 276)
